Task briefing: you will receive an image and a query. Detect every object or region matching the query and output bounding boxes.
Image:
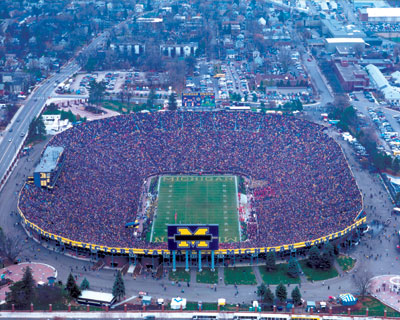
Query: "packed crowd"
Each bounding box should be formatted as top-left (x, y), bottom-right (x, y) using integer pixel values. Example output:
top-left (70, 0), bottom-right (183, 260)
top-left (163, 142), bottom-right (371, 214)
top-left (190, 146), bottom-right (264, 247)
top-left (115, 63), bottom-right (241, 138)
top-left (19, 111), bottom-right (362, 250)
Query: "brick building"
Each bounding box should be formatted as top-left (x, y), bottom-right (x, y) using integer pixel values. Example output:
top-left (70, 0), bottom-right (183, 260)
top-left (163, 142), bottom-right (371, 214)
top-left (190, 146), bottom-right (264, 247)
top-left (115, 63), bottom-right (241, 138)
top-left (333, 60), bottom-right (370, 92)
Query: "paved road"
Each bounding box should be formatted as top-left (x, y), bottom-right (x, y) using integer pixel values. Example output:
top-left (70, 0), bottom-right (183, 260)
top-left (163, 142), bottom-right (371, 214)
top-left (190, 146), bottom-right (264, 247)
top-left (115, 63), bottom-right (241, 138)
top-left (302, 56), bottom-right (333, 107)
top-left (0, 31), bottom-right (110, 189)
top-left (0, 63), bottom-right (79, 185)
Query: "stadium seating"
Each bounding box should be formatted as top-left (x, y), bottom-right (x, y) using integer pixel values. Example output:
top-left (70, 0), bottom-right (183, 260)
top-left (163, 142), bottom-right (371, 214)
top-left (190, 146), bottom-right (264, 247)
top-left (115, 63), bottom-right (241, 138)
top-left (19, 111), bottom-right (362, 250)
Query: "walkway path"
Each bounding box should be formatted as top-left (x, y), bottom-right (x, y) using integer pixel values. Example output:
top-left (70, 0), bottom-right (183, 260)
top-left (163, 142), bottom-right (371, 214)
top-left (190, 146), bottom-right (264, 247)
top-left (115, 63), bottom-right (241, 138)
top-left (368, 275), bottom-right (400, 312)
top-left (253, 266), bottom-right (263, 285)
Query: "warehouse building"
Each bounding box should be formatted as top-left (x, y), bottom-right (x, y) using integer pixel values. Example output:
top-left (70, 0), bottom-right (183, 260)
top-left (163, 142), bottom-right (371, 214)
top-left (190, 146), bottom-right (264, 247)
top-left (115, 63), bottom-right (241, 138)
top-left (359, 8), bottom-right (400, 23)
top-left (333, 60), bottom-right (369, 92)
top-left (325, 38), bottom-right (365, 53)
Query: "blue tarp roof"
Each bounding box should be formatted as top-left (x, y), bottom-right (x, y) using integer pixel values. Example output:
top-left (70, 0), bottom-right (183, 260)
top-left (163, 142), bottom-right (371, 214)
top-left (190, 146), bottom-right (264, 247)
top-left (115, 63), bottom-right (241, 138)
top-left (339, 293), bottom-right (357, 306)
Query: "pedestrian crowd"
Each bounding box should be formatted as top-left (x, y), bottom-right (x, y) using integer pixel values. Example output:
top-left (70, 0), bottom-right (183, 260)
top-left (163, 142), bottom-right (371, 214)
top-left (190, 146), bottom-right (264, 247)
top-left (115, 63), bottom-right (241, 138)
top-left (19, 111), bottom-right (362, 250)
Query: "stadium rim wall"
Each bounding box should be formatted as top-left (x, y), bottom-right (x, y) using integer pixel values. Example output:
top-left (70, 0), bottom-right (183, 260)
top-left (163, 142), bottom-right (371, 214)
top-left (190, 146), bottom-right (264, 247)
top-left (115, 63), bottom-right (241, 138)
top-left (17, 185), bottom-right (366, 256)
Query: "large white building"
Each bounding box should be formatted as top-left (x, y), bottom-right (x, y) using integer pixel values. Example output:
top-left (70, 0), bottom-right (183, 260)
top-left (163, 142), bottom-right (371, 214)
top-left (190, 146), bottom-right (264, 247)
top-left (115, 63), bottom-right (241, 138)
top-left (42, 114), bottom-right (72, 135)
top-left (359, 8), bottom-right (400, 22)
top-left (325, 38), bottom-right (365, 53)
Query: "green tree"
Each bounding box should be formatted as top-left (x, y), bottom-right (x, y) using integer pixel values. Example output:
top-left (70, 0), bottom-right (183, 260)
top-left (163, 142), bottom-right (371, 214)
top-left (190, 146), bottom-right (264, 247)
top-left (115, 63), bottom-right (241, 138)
top-left (265, 251), bottom-right (276, 271)
top-left (88, 80), bottom-right (106, 106)
top-left (287, 257), bottom-right (300, 278)
top-left (66, 273), bottom-right (81, 299)
top-left (80, 278), bottom-right (90, 290)
top-left (291, 286), bottom-right (302, 306)
top-left (21, 267), bottom-right (35, 301)
top-left (70, 283), bottom-right (81, 299)
top-left (60, 110), bottom-right (77, 123)
top-left (264, 287), bottom-right (275, 305)
top-left (168, 93), bottom-right (177, 111)
top-left (27, 116), bottom-right (46, 142)
top-left (46, 103), bottom-right (58, 113)
top-left (320, 243), bottom-right (335, 270)
top-left (147, 88), bottom-right (156, 108)
top-left (257, 283), bottom-right (267, 301)
top-left (307, 246), bottom-right (321, 269)
top-left (112, 270), bottom-right (125, 301)
top-left (275, 283), bottom-right (287, 303)
top-left (7, 266), bottom-right (36, 309)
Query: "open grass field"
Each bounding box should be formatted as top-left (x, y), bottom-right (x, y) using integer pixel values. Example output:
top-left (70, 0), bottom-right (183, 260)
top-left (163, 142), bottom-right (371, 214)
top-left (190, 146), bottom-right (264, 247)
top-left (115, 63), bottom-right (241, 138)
top-left (168, 268), bottom-right (190, 282)
top-left (337, 255), bottom-right (356, 272)
top-left (299, 260), bottom-right (339, 281)
top-left (196, 268), bottom-right (219, 284)
top-left (224, 267), bottom-right (257, 285)
top-left (151, 175), bottom-right (240, 243)
top-left (258, 264), bottom-right (300, 285)
top-left (354, 296), bottom-right (400, 317)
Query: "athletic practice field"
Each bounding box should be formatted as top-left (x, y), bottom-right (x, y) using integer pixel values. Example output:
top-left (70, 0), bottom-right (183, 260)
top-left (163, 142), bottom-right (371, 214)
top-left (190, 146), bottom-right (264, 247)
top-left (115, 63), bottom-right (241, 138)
top-left (151, 175), bottom-right (240, 243)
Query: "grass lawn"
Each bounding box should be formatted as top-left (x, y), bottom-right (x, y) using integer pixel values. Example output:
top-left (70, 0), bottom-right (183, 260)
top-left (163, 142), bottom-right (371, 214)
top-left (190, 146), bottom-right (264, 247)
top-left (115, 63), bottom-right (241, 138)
top-left (152, 175), bottom-right (239, 243)
top-left (185, 302), bottom-right (246, 311)
top-left (168, 268), bottom-right (190, 282)
top-left (352, 296), bottom-right (400, 317)
top-left (224, 267), bottom-right (257, 285)
top-left (299, 260), bottom-right (338, 281)
top-left (258, 264), bottom-right (300, 285)
top-left (196, 268), bottom-right (219, 284)
top-left (336, 255), bottom-right (356, 272)
top-left (390, 38), bottom-right (400, 43)
top-left (102, 100), bottom-right (157, 114)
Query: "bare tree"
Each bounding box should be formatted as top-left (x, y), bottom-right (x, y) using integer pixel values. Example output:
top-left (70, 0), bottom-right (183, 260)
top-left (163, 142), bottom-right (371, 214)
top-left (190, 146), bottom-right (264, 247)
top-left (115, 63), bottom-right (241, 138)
top-left (352, 267), bottom-right (373, 300)
top-left (0, 230), bottom-right (25, 263)
top-left (278, 47), bottom-right (293, 73)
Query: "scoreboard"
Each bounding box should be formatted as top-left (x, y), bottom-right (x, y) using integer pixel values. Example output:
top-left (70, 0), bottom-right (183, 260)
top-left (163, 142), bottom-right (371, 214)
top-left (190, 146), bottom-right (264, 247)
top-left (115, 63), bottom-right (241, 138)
top-left (182, 92), bottom-right (216, 108)
top-left (168, 224), bottom-right (219, 251)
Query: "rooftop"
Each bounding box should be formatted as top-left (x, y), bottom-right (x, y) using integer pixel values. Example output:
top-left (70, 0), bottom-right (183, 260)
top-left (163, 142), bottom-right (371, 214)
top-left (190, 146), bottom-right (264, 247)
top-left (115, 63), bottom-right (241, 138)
top-left (322, 19), bottom-right (366, 38)
top-left (34, 146), bottom-right (64, 173)
top-left (79, 290), bottom-right (114, 303)
top-left (366, 64), bottom-right (389, 90)
top-left (335, 61), bottom-right (368, 82)
top-left (326, 38), bottom-right (365, 44)
top-left (363, 7), bottom-right (400, 18)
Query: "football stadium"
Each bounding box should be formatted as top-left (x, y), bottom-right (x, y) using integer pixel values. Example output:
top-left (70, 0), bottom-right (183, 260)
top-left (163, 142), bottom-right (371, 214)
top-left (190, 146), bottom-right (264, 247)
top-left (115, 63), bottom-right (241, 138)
top-left (17, 111), bottom-right (365, 268)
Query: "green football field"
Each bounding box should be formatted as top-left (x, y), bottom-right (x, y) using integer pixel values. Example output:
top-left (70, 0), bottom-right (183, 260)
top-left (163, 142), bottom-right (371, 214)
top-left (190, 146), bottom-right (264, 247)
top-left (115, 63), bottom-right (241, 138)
top-left (151, 175), bottom-right (240, 244)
